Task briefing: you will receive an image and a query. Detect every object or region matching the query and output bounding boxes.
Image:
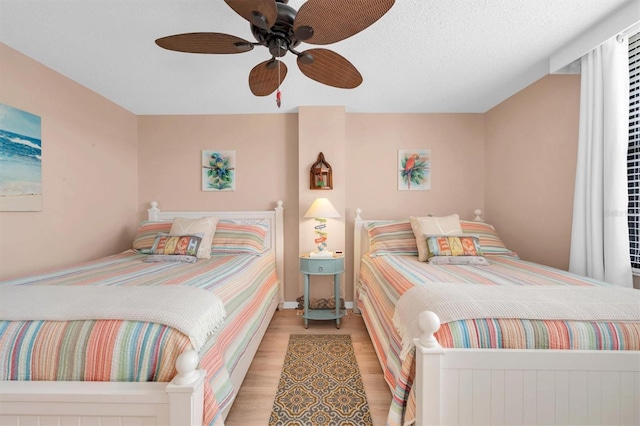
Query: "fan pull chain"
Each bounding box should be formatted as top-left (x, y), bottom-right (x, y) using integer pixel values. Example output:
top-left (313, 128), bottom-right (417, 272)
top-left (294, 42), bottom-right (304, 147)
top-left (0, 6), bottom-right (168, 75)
top-left (276, 59), bottom-right (282, 108)
top-left (276, 41), bottom-right (282, 108)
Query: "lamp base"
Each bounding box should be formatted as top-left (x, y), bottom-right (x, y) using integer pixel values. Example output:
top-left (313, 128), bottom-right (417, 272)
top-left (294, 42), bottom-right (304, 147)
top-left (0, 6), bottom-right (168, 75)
top-left (309, 251), bottom-right (334, 258)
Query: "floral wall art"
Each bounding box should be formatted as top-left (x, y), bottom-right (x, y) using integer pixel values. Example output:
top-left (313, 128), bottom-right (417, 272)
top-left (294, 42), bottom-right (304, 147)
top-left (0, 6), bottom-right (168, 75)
top-left (398, 149), bottom-right (431, 191)
top-left (0, 103), bottom-right (42, 211)
top-left (202, 150), bottom-right (235, 191)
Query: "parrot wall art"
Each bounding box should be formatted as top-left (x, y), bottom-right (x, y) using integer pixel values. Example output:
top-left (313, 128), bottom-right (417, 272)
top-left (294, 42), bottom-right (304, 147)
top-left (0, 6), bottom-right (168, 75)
top-left (399, 150), bottom-right (431, 190)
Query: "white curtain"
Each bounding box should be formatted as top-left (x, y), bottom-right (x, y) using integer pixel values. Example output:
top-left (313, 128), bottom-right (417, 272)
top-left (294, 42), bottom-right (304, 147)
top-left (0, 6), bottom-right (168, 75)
top-left (569, 36), bottom-right (633, 287)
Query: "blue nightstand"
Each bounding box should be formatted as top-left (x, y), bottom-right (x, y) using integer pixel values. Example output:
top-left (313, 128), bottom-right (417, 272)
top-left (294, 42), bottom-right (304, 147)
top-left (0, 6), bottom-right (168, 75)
top-left (299, 254), bottom-right (345, 329)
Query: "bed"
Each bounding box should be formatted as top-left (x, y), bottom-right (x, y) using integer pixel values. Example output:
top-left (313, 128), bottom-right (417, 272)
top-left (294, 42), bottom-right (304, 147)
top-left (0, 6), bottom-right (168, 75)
top-left (0, 201), bottom-right (285, 426)
top-left (353, 209), bottom-right (640, 426)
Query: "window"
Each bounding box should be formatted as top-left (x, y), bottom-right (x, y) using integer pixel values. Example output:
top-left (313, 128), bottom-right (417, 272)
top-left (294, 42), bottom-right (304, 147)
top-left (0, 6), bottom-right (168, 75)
top-left (628, 32), bottom-right (640, 269)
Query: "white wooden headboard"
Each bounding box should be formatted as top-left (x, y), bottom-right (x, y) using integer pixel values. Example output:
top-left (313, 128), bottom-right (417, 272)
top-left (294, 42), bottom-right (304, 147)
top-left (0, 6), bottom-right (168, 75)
top-left (147, 201), bottom-right (285, 309)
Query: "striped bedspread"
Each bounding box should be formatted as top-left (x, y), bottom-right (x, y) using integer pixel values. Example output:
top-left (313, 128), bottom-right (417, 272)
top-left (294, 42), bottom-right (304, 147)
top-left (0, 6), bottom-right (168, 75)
top-left (0, 249), bottom-right (280, 426)
top-left (356, 254), bottom-right (640, 426)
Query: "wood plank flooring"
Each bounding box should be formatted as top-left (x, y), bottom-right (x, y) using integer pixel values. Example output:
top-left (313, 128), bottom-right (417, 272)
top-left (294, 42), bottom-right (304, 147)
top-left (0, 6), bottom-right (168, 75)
top-left (225, 309), bottom-right (392, 426)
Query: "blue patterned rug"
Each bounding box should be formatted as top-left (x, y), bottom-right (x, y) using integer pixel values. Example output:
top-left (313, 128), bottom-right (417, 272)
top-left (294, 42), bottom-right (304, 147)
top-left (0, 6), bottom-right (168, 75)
top-left (269, 334), bottom-right (373, 426)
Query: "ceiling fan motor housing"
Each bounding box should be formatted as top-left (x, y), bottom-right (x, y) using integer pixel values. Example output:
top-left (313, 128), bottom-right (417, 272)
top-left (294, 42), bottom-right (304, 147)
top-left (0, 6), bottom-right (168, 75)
top-left (250, 2), bottom-right (301, 57)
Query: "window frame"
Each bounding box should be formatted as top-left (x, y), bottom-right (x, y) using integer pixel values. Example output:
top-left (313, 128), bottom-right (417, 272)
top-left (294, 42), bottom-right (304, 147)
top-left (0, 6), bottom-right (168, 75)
top-left (627, 32), bottom-right (640, 273)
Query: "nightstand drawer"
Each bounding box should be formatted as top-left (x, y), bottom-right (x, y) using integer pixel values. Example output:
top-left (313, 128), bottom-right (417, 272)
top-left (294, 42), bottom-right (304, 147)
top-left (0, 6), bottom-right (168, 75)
top-left (299, 257), bottom-right (344, 274)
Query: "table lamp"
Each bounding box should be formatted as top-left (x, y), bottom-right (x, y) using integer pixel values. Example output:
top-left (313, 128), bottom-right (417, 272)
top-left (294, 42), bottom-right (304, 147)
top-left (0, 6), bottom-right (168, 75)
top-left (304, 197), bottom-right (340, 257)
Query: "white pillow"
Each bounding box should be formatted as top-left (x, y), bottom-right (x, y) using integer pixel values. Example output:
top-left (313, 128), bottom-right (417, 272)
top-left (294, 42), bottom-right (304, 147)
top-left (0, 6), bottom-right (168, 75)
top-left (170, 216), bottom-right (218, 259)
top-left (410, 214), bottom-right (462, 262)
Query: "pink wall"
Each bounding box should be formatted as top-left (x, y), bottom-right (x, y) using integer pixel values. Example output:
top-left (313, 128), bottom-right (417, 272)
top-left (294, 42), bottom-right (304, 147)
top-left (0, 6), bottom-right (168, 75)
top-left (298, 107), bottom-right (347, 301)
top-left (0, 43), bottom-right (139, 279)
top-left (137, 112), bottom-right (486, 302)
top-left (1, 40), bottom-right (587, 296)
top-left (484, 74), bottom-right (581, 269)
top-left (346, 114), bottom-right (485, 220)
top-left (137, 114), bottom-right (301, 300)
top-left (137, 114), bottom-right (298, 214)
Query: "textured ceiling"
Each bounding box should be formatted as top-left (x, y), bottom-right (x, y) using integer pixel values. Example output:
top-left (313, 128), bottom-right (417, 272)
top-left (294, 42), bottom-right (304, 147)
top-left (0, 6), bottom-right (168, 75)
top-left (0, 0), bottom-right (633, 115)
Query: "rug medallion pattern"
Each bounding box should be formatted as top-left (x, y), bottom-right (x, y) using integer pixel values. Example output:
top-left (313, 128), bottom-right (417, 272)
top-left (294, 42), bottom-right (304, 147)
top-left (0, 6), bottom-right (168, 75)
top-left (269, 334), bottom-right (373, 426)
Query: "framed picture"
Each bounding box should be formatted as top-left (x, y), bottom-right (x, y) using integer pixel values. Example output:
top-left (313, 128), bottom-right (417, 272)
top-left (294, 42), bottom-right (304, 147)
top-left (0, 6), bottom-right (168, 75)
top-left (202, 150), bottom-right (235, 191)
top-left (0, 103), bottom-right (42, 211)
top-left (398, 149), bottom-right (431, 191)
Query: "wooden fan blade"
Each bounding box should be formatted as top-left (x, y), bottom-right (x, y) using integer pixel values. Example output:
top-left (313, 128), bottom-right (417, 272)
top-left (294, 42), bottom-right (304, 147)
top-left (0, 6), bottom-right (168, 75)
top-left (155, 32), bottom-right (253, 54)
top-left (294, 0), bottom-right (394, 45)
top-left (249, 59), bottom-right (288, 96)
top-left (297, 49), bottom-right (362, 89)
top-left (225, 0), bottom-right (277, 30)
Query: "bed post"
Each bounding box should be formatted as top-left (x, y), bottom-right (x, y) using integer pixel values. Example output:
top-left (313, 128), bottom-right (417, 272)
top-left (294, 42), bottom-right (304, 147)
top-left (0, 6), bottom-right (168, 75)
top-left (353, 208), bottom-right (364, 314)
top-left (275, 200), bottom-right (285, 310)
top-left (414, 311), bottom-right (444, 426)
top-left (148, 201), bottom-right (161, 221)
top-left (165, 350), bottom-right (206, 426)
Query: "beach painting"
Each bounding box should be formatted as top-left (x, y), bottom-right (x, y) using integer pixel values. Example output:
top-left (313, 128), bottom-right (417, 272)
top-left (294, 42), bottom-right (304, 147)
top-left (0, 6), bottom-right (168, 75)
top-left (0, 103), bottom-right (42, 211)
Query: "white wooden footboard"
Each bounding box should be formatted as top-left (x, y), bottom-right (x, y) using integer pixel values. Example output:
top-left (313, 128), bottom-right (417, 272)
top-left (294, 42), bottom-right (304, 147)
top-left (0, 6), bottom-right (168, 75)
top-left (0, 350), bottom-right (205, 426)
top-left (415, 311), bottom-right (640, 426)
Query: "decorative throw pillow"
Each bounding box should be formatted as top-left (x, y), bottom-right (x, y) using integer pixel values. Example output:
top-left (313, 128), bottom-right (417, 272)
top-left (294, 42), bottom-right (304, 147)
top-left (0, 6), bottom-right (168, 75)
top-left (211, 220), bottom-right (269, 255)
top-left (410, 214), bottom-right (463, 261)
top-left (426, 235), bottom-right (483, 259)
top-left (170, 216), bottom-right (218, 259)
top-left (132, 221), bottom-right (172, 254)
top-left (365, 220), bottom-right (419, 257)
top-left (150, 233), bottom-right (203, 257)
top-left (459, 220), bottom-right (518, 257)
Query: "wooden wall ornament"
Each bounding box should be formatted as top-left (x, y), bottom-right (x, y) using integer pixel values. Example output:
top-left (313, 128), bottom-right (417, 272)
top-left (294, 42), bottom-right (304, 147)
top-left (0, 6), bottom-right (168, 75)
top-left (310, 152), bottom-right (333, 190)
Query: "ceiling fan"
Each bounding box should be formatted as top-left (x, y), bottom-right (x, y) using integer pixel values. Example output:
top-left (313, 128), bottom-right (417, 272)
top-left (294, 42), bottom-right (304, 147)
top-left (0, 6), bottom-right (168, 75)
top-left (155, 0), bottom-right (395, 101)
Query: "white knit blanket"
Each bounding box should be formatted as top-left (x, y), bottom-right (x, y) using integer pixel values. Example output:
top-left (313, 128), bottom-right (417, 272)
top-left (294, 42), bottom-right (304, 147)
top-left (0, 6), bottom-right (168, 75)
top-left (394, 283), bottom-right (640, 360)
top-left (0, 285), bottom-right (226, 351)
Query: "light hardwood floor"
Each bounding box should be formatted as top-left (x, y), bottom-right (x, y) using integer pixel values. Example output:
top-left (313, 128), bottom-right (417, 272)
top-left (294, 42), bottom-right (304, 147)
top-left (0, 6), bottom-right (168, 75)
top-left (225, 309), bottom-right (392, 426)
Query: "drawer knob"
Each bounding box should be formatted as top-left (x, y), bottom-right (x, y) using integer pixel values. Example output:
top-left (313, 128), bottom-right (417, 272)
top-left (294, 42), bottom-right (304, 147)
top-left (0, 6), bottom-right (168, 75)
top-left (319, 266), bottom-right (323, 272)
